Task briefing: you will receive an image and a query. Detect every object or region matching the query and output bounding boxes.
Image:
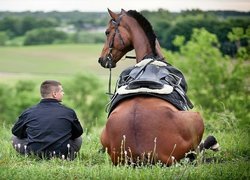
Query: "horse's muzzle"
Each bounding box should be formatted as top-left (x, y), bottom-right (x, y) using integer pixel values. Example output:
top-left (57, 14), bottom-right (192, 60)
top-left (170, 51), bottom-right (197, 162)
top-left (98, 57), bottom-right (116, 68)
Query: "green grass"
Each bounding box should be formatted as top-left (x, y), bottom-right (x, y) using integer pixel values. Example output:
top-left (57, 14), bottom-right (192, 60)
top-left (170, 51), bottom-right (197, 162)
top-left (0, 124), bottom-right (249, 179)
top-left (0, 44), bottom-right (136, 82)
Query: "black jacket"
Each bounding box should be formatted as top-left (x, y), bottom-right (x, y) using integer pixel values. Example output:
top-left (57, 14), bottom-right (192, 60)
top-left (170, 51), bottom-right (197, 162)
top-left (12, 98), bottom-right (83, 156)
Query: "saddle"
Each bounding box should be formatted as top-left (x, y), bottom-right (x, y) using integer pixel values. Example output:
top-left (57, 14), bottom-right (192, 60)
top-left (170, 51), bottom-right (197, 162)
top-left (107, 59), bottom-right (193, 115)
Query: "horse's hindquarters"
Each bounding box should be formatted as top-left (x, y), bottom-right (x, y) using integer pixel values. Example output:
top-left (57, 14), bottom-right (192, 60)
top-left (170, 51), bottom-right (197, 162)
top-left (101, 96), bottom-right (204, 165)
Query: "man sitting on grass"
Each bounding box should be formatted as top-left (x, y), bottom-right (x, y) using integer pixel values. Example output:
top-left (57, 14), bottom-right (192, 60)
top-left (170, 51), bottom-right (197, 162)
top-left (11, 80), bottom-right (83, 160)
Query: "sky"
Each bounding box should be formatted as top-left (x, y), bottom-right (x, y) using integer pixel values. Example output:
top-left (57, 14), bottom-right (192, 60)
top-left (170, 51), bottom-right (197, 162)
top-left (0, 0), bottom-right (249, 12)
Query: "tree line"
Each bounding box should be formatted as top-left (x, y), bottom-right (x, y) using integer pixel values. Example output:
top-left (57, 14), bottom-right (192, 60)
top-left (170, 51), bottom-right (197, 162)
top-left (142, 9), bottom-right (250, 58)
top-left (0, 10), bottom-right (249, 57)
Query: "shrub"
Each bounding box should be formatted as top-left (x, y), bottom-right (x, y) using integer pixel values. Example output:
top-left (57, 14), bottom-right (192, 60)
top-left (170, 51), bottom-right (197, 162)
top-left (0, 31), bottom-right (9, 45)
top-left (13, 80), bottom-right (40, 117)
top-left (0, 80), bottom-right (38, 125)
top-left (0, 85), bottom-right (14, 124)
top-left (70, 31), bottom-right (105, 44)
top-left (63, 74), bottom-right (108, 132)
top-left (166, 28), bottom-right (249, 129)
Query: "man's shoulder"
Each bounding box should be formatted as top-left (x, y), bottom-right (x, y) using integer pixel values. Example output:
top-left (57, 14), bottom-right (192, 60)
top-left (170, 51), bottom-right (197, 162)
top-left (58, 104), bottom-right (76, 114)
top-left (17, 104), bottom-right (39, 118)
top-left (22, 104), bottom-right (39, 113)
top-left (58, 104), bottom-right (78, 119)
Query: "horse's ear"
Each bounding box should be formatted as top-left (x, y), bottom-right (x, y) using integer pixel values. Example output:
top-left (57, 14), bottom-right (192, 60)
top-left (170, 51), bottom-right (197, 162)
top-left (121, 9), bottom-right (127, 14)
top-left (108, 8), bottom-right (118, 19)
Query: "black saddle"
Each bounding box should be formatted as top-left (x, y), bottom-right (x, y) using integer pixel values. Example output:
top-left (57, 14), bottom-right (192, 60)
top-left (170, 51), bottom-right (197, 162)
top-left (107, 59), bottom-right (193, 115)
top-left (127, 63), bottom-right (165, 89)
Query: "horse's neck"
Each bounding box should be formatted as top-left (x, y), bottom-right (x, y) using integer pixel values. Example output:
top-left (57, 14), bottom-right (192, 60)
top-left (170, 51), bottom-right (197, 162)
top-left (129, 27), bottom-right (164, 63)
top-left (155, 39), bottom-right (164, 60)
top-left (129, 26), bottom-right (154, 63)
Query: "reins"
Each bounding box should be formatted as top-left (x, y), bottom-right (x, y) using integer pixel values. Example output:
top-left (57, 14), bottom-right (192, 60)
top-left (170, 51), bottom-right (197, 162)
top-left (106, 65), bottom-right (113, 97)
top-left (106, 14), bottom-right (125, 98)
top-left (125, 56), bottom-right (136, 59)
top-left (106, 56), bottom-right (135, 98)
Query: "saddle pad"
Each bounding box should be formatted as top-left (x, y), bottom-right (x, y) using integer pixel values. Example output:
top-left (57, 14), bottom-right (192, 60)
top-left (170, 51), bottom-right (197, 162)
top-left (107, 91), bottom-right (189, 116)
top-left (116, 84), bottom-right (173, 95)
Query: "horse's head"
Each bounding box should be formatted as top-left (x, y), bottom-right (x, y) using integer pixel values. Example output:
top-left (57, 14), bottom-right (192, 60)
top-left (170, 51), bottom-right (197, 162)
top-left (98, 9), bottom-right (134, 68)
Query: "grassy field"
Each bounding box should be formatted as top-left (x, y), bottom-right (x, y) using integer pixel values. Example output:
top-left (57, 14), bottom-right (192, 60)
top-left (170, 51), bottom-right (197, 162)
top-left (0, 44), bottom-right (135, 84)
top-left (0, 44), bottom-right (249, 179)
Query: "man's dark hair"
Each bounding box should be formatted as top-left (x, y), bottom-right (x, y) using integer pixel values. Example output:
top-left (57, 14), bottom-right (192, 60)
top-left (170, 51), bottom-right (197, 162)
top-left (40, 80), bottom-right (61, 98)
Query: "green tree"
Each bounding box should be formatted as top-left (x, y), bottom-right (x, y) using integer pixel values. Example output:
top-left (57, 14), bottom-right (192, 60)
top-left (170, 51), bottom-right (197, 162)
top-left (24, 28), bottom-right (67, 45)
top-left (228, 27), bottom-right (250, 60)
top-left (0, 17), bottom-right (22, 37)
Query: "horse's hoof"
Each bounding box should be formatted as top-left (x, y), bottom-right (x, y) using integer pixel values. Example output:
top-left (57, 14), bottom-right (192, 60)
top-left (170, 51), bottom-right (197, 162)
top-left (204, 135), bottom-right (220, 151)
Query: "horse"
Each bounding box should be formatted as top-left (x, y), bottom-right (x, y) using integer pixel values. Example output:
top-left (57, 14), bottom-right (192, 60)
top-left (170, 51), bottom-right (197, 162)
top-left (98, 9), bottom-right (215, 166)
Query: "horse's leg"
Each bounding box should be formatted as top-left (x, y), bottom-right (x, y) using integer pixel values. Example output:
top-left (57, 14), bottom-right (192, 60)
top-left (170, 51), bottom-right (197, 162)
top-left (101, 119), bottom-right (123, 165)
top-left (198, 135), bottom-right (220, 152)
top-left (100, 127), bottom-right (110, 153)
top-left (185, 134), bottom-right (219, 162)
top-left (172, 111), bottom-right (219, 153)
top-left (100, 127), bottom-right (121, 165)
top-left (157, 110), bottom-right (205, 164)
top-left (172, 111), bottom-right (205, 151)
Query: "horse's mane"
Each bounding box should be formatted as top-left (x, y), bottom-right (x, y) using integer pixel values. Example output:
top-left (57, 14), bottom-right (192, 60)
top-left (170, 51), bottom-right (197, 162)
top-left (127, 10), bottom-right (157, 56)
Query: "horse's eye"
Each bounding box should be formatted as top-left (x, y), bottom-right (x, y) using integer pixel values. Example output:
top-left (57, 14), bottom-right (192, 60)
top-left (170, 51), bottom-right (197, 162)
top-left (105, 30), bottom-right (110, 36)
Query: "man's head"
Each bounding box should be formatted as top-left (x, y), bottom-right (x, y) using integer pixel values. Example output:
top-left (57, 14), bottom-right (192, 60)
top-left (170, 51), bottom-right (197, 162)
top-left (40, 80), bottom-right (64, 101)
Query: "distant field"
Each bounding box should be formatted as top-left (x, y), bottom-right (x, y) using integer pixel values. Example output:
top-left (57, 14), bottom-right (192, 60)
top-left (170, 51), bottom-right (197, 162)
top-left (0, 44), bottom-right (135, 83)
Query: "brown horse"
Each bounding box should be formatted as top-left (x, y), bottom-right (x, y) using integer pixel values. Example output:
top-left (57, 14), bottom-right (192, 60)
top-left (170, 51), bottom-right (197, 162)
top-left (98, 9), bottom-right (205, 166)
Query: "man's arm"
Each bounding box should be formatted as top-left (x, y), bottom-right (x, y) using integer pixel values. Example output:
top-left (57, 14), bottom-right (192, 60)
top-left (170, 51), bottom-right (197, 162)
top-left (12, 113), bottom-right (27, 138)
top-left (71, 112), bottom-right (83, 139)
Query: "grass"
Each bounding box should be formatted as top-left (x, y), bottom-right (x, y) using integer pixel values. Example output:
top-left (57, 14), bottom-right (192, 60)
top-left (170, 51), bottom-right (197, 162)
top-left (0, 44), bottom-right (136, 83)
top-left (0, 44), bottom-right (99, 74)
top-left (0, 123), bottom-right (249, 179)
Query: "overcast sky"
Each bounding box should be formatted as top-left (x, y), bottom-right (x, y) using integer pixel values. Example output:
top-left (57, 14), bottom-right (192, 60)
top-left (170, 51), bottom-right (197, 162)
top-left (0, 0), bottom-right (249, 12)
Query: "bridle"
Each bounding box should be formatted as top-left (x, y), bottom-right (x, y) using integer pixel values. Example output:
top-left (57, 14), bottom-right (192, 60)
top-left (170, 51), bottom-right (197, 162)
top-left (107, 14), bottom-right (125, 66)
top-left (106, 14), bottom-right (125, 97)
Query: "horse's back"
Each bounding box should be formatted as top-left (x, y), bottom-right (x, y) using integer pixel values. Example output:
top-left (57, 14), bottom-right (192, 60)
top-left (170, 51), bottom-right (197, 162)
top-left (101, 96), bottom-right (204, 165)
